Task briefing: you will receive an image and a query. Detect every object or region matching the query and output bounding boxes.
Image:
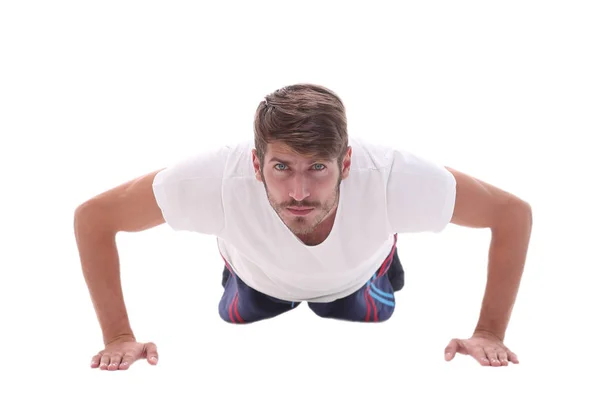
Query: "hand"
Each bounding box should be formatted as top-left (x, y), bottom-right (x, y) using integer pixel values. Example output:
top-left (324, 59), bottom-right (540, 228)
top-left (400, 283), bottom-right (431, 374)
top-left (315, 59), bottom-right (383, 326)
top-left (90, 337), bottom-right (159, 371)
top-left (444, 331), bottom-right (519, 367)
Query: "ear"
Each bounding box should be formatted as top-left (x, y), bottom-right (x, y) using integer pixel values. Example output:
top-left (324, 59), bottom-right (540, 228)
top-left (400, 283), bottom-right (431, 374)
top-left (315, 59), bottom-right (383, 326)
top-left (340, 146), bottom-right (352, 179)
top-left (251, 149), bottom-right (263, 182)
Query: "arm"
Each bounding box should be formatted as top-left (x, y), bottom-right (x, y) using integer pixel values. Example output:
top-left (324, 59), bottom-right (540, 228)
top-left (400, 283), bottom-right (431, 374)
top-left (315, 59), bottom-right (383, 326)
top-left (73, 168), bottom-right (166, 346)
top-left (445, 167), bottom-right (533, 341)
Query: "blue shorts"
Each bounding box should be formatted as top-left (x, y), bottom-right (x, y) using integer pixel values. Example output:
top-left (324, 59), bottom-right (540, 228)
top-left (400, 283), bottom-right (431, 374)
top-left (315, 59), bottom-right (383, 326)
top-left (218, 234), bottom-right (404, 324)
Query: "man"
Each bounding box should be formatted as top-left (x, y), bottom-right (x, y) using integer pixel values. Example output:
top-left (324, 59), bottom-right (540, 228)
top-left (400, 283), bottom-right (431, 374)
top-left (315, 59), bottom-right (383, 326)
top-left (74, 83), bottom-right (532, 372)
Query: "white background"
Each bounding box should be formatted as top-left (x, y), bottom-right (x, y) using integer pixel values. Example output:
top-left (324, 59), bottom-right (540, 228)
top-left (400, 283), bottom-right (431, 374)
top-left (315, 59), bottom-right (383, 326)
top-left (1, 0), bottom-right (598, 399)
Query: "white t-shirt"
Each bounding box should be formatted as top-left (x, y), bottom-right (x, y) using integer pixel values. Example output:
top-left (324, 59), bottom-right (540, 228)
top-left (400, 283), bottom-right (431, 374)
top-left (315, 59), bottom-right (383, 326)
top-left (152, 136), bottom-right (456, 303)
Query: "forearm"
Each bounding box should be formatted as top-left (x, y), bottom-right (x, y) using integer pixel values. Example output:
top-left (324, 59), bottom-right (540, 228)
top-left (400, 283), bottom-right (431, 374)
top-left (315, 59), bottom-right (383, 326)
top-left (474, 203), bottom-right (533, 341)
top-left (74, 208), bottom-right (136, 346)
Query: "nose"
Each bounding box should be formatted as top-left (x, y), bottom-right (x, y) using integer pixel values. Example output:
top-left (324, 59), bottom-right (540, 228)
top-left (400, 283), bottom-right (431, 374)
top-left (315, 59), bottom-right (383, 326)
top-left (289, 173), bottom-right (310, 201)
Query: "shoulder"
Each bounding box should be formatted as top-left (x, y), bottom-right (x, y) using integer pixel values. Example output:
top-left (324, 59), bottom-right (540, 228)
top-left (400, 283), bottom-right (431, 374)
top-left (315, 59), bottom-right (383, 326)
top-left (348, 136), bottom-right (395, 171)
top-left (155, 140), bottom-right (252, 181)
top-left (349, 136), bottom-right (436, 174)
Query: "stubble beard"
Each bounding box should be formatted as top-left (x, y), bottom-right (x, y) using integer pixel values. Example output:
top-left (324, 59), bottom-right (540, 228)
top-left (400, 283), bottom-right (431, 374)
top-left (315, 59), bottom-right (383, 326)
top-left (262, 173), bottom-right (341, 236)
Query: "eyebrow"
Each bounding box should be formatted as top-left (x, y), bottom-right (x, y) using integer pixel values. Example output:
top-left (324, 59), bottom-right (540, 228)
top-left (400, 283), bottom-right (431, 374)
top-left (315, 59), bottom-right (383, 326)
top-left (268, 157), bottom-right (327, 165)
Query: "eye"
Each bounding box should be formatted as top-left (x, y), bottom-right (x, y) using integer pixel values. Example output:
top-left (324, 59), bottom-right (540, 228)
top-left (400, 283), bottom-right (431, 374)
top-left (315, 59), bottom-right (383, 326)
top-left (312, 163), bottom-right (326, 171)
top-left (274, 163), bottom-right (287, 171)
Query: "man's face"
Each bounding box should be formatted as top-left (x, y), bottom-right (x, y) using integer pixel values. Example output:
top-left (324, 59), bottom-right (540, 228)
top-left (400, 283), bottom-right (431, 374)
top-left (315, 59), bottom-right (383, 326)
top-left (252, 141), bottom-right (351, 237)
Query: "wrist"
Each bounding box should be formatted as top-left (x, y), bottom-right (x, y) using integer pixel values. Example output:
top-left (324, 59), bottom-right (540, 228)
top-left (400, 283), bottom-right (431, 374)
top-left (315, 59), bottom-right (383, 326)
top-left (105, 333), bottom-right (136, 346)
top-left (473, 328), bottom-right (504, 342)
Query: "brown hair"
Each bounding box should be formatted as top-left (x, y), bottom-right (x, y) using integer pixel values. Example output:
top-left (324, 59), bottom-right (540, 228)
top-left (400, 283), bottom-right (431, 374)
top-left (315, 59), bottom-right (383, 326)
top-left (254, 83), bottom-right (348, 169)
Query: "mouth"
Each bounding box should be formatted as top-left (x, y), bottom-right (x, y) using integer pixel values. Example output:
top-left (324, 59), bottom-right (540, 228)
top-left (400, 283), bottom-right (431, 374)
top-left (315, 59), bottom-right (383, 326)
top-left (286, 207), bottom-right (315, 216)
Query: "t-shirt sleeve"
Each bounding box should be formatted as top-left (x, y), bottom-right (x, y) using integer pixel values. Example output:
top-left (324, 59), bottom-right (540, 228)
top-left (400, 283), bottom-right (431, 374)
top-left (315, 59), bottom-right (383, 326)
top-left (151, 146), bottom-right (231, 235)
top-left (386, 149), bottom-right (456, 233)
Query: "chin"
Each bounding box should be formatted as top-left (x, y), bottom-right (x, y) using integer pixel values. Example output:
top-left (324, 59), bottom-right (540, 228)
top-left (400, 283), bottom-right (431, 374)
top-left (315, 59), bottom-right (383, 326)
top-left (286, 219), bottom-right (315, 233)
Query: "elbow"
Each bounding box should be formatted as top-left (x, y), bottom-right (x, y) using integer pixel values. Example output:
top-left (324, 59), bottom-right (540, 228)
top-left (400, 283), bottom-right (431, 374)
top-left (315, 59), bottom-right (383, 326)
top-left (74, 200), bottom-right (112, 236)
top-left (74, 200), bottom-right (100, 224)
top-left (494, 197), bottom-right (533, 233)
top-left (515, 198), bottom-right (533, 228)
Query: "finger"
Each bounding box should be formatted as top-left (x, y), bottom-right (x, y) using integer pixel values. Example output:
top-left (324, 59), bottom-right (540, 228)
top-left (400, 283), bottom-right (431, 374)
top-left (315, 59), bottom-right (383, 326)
top-left (91, 354), bottom-right (101, 368)
top-left (444, 339), bottom-right (459, 361)
top-left (145, 342), bottom-right (159, 365)
top-left (108, 353), bottom-right (123, 371)
top-left (497, 349), bottom-right (509, 366)
top-left (99, 354), bottom-right (111, 370)
top-left (472, 347), bottom-right (490, 366)
top-left (484, 348), bottom-right (501, 367)
top-left (507, 350), bottom-right (520, 364)
top-left (119, 353), bottom-right (136, 370)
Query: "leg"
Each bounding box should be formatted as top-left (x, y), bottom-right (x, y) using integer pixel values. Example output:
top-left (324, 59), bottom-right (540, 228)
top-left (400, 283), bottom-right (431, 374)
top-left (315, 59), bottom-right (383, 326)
top-left (308, 241), bottom-right (404, 323)
top-left (387, 247), bottom-right (405, 292)
top-left (218, 265), bottom-right (301, 324)
top-left (308, 270), bottom-right (397, 322)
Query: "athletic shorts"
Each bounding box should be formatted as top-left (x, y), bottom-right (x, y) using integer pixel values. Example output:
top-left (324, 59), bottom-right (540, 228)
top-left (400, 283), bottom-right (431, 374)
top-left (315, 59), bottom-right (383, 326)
top-left (217, 234), bottom-right (404, 324)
